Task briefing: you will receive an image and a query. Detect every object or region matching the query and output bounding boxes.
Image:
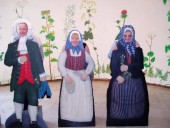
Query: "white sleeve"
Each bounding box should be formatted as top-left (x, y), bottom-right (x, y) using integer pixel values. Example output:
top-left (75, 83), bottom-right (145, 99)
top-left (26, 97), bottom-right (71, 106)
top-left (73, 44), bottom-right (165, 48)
top-left (108, 41), bottom-right (117, 59)
top-left (58, 51), bottom-right (67, 77)
top-left (85, 52), bottom-right (95, 75)
top-left (39, 72), bottom-right (46, 78)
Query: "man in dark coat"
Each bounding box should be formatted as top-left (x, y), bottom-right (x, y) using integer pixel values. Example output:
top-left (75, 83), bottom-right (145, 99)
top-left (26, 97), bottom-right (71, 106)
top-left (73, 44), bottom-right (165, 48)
top-left (4, 19), bottom-right (46, 128)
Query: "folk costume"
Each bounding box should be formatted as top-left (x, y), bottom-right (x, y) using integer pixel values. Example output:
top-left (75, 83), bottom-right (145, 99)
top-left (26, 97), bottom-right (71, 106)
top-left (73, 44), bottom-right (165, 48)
top-left (58, 30), bottom-right (95, 127)
top-left (107, 25), bottom-right (149, 126)
top-left (4, 19), bottom-right (45, 128)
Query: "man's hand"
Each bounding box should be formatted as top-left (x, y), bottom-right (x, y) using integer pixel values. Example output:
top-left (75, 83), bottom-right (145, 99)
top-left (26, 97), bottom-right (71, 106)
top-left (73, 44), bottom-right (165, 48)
top-left (20, 56), bottom-right (27, 63)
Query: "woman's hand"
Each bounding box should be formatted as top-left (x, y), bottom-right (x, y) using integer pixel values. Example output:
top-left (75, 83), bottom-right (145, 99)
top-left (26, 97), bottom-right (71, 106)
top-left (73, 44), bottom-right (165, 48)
top-left (81, 72), bottom-right (88, 81)
top-left (113, 45), bottom-right (118, 50)
top-left (120, 65), bottom-right (128, 72)
top-left (65, 75), bottom-right (72, 84)
top-left (135, 42), bottom-right (140, 48)
top-left (116, 76), bottom-right (125, 84)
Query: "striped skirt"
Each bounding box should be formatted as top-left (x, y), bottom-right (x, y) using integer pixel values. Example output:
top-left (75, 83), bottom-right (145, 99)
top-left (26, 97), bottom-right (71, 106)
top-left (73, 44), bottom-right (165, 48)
top-left (107, 77), bottom-right (148, 126)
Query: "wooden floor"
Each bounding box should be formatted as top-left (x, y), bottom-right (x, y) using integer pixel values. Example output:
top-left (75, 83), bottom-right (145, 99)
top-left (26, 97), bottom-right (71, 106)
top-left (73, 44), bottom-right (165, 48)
top-left (0, 80), bottom-right (170, 128)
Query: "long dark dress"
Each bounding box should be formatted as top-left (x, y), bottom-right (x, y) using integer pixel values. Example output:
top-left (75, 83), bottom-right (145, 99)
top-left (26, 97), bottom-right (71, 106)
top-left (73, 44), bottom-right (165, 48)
top-left (107, 43), bottom-right (149, 126)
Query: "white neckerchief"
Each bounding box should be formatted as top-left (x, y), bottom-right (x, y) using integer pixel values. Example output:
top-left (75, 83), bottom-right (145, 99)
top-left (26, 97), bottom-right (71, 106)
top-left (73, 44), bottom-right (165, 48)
top-left (70, 49), bottom-right (81, 56)
top-left (17, 36), bottom-right (28, 54)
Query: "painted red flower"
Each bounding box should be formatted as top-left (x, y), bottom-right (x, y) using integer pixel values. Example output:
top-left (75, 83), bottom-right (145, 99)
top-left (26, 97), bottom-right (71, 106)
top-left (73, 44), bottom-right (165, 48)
top-left (121, 10), bottom-right (127, 19)
top-left (121, 10), bottom-right (127, 15)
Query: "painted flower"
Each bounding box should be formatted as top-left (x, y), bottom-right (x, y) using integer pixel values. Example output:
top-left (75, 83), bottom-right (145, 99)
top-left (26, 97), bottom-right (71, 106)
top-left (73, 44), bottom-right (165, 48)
top-left (121, 10), bottom-right (127, 15)
top-left (121, 10), bottom-right (127, 19)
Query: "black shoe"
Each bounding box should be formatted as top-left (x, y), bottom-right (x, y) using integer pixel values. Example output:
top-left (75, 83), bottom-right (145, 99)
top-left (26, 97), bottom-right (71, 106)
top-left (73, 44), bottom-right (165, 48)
top-left (9, 119), bottom-right (23, 128)
top-left (29, 121), bottom-right (40, 128)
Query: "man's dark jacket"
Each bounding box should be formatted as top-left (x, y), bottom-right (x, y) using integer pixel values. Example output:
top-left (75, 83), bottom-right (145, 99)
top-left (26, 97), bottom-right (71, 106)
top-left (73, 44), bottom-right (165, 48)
top-left (4, 40), bottom-right (45, 92)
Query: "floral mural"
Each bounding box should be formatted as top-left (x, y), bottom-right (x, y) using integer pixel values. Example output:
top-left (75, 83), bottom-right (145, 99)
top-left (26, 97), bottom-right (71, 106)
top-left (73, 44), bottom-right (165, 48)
top-left (40, 10), bottom-right (58, 80)
top-left (63, 5), bottom-right (76, 40)
top-left (80, 0), bottom-right (101, 78)
top-left (0, 0), bottom-right (169, 86)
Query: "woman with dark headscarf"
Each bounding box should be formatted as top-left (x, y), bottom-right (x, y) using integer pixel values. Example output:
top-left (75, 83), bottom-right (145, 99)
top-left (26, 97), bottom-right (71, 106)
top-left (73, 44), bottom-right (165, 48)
top-left (107, 25), bottom-right (149, 126)
top-left (58, 30), bottom-right (95, 127)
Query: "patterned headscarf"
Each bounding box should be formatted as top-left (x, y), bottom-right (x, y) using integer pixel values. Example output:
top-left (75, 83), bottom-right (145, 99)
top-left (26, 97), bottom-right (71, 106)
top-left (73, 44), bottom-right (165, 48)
top-left (65, 30), bottom-right (84, 54)
top-left (118, 25), bottom-right (136, 56)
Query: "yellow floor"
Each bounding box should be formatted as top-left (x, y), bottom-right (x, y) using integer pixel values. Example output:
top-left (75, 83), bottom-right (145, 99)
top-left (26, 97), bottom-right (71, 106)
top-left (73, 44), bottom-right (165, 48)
top-left (0, 80), bottom-right (170, 128)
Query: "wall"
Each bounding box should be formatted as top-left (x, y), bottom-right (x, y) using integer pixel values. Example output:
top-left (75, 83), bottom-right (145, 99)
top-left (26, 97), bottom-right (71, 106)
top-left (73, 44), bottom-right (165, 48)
top-left (0, 0), bottom-right (170, 85)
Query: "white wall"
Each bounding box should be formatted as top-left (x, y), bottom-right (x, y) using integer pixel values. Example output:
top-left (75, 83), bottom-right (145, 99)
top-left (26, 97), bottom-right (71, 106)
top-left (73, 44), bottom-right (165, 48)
top-left (0, 0), bottom-right (170, 85)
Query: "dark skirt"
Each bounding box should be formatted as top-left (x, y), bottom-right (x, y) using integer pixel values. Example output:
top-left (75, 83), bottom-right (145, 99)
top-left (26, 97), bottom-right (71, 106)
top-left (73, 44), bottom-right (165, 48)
top-left (58, 79), bottom-right (95, 127)
top-left (107, 76), bottom-right (149, 126)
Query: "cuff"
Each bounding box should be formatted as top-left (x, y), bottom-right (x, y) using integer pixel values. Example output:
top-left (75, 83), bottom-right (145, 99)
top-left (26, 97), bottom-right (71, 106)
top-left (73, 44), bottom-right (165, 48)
top-left (39, 72), bottom-right (46, 78)
top-left (18, 57), bottom-right (24, 64)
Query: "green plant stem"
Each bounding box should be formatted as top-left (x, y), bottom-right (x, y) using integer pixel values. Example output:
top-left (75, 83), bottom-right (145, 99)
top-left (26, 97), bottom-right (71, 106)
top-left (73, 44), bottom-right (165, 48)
top-left (89, 40), bottom-right (100, 78)
top-left (122, 18), bottom-right (125, 27)
top-left (45, 14), bottom-right (52, 80)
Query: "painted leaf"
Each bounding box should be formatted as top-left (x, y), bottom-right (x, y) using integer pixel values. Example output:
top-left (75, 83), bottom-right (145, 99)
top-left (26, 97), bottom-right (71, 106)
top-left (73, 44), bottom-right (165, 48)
top-left (53, 46), bottom-right (58, 49)
top-left (167, 10), bottom-right (170, 16)
top-left (168, 16), bottom-right (170, 22)
top-left (165, 44), bottom-right (170, 53)
top-left (83, 31), bottom-right (93, 40)
top-left (87, 9), bottom-right (91, 13)
top-left (46, 33), bottom-right (55, 41)
top-left (81, 13), bottom-right (86, 21)
top-left (147, 68), bottom-right (154, 78)
top-left (48, 18), bottom-right (54, 23)
top-left (0, 52), bottom-right (4, 61)
top-left (89, 14), bottom-right (93, 17)
top-left (87, 1), bottom-right (96, 6)
top-left (102, 64), bottom-right (105, 73)
top-left (40, 30), bottom-right (45, 34)
top-left (168, 58), bottom-right (170, 66)
top-left (144, 57), bottom-right (148, 62)
top-left (92, 23), bottom-right (96, 29)
top-left (121, 14), bottom-right (127, 19)
top-left (155, 68), bottom-right (162, 77)
top-left (116, 26), bottom-right (121, 30)
top-left (144, 63), bottom-right (150, 68)
top-left (162, 71), bottom-right (169, 81)
top-left (50, 58), bottom-right (58, 62)
top-left (115, 20), bottom-right (120, 24)
top-left (44, 49), bottom-right (53, 57)
top-left (43, 43), bottom-right (50, 47)
top-left (41, 16), bottom-right (45, 19)
top-left (85, 20), bottom-right (90, 25)
top-left (115, 35), bottom-right (119, 40)
top-left (106, 64), bottom-right (111, 74)
top-left (93, 47), bottom-right (97, 50)
top-left (147, 51), bottom-right (154, 57)
top-left (163, 0), bottom-right (167, 5)
top-left (91, 8), bottom-right (96, 14)
top-left (151, 57), bottom-right (156, 62)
